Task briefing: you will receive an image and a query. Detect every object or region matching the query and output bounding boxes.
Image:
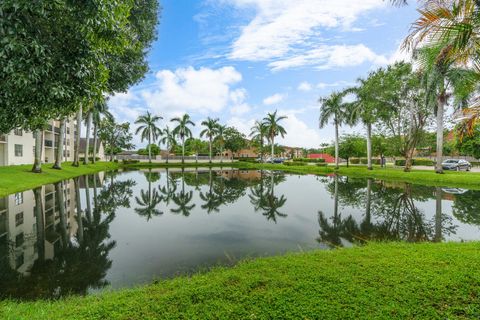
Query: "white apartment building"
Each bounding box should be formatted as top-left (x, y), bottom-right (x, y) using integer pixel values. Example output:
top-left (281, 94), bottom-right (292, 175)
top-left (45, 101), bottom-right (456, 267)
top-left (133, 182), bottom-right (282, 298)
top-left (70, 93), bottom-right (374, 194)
top-left (0, 119), bottom-right (77, 166)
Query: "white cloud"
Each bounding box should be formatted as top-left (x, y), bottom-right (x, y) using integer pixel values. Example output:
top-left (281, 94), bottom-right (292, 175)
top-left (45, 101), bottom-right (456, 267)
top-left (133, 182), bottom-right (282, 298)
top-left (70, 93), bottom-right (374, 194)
top-left (141, 66), bottom-right (243, 115)
top-left (221, 0), bottom-right (386, 69)
top-left (269, 44), bottom-right (389, 71)
top-left (231, 103), bottom-right (252, 115)
top-left (275, 110), bottom-right (325, 148)
top-left (297, 81), bottom-right (312, 92)
top-left (263, 93), bottom-right (285, 105)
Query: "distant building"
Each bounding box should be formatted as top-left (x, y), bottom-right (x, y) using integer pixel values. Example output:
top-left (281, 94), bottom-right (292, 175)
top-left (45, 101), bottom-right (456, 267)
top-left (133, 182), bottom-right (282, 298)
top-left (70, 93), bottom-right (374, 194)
top-left (79, 138), bottom-right (105, 161)
top-left (308, 153), bottom-right (336, 163)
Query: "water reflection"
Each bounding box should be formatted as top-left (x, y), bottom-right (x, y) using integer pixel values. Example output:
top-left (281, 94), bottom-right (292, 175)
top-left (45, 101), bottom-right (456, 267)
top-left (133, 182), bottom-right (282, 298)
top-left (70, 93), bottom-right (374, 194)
top-left (0, 172), bottom-right (135, 300)
top-left (0, 169), bottom-right (479, 300)
top-left (317, 176), bottom-right (460, 247)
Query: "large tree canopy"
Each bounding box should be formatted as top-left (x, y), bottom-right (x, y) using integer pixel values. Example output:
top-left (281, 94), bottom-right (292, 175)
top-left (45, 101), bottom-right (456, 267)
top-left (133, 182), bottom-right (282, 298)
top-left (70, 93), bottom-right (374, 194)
top-left (0, 0), bottom-right (159, 133)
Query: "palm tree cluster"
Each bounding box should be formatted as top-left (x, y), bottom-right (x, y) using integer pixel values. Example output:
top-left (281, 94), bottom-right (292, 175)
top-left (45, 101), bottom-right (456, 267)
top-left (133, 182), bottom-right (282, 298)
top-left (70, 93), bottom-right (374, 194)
top-left (249, 110), bottom-right (288, 162)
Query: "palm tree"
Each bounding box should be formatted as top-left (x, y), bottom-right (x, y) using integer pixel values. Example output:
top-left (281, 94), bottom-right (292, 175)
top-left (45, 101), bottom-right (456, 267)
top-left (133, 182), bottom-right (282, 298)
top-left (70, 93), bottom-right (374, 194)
top-left (416, 44), bottom-right (478, 173)
top-left (53, 118), bottom-right (66, 169)
top-left (171, 169), bottom-right (196, 216)
top-left (319, 91), bottom-right (349, 169)
top-left (135, 170), bottom-right (163, 221)
top-left (91, 99), bottom-right (111, 164)
top-left (171, 114), bottom-right (195, 164)
top-left (135, 111), bottom-right (163, 163)
top-left (84, 105), bottom-right (93, 165)
top-left (250, 120), bottom-right (267, 162)
top-left (262, 110), bottom-right (287, 162)
top-left (159, 126), bottom-right (176, 164)
top-left (200, 117), bottom-right (219, 163)
top-left (215, 124), bottom-right (227, 163)
top-left (73, 104), bottom-right (83, 167)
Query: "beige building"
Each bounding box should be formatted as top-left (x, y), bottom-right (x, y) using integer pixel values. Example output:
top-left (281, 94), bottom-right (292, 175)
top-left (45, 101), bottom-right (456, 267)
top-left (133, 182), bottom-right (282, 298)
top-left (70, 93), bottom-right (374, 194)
top-left (0, 119), bottom-right (77, 166)
top-left (79, 138), bottom-right (106, 161)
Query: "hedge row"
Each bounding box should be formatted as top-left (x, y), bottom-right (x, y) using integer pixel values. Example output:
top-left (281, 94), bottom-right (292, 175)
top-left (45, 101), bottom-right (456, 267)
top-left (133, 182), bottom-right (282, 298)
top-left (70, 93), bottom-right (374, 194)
top-left (350, 158), bottom-right (381, 165)
top-left (283, 161), bottom-right (307, 166)
top-left (293, 158), bottom-right (326, 163)
top-left (394, 158), bottom-right (434, 166)
top-left (122, 159), bottom-right (140, 164)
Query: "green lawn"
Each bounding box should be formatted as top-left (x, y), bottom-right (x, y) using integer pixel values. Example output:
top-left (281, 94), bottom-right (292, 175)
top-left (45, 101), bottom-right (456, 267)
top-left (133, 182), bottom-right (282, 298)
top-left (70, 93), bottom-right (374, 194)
top-left (0, 162), bottom-right (120, 197)
top-left (1, 242), bottom-right (479, 320)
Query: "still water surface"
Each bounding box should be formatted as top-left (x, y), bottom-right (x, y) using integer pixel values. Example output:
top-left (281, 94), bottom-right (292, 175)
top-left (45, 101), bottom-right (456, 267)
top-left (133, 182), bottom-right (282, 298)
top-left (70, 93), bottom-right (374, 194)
top-left (1, 168), bottom-right (480, 300)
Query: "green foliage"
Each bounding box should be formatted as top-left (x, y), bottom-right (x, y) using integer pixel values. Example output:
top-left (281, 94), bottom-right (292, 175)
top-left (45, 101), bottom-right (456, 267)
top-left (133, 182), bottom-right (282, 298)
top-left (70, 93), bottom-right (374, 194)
top-left (338, 134), bottom-right (366, 164)
top-left (293, 158), bottom-right (326, 163)
top-left (223, 127), bottom-right (247, 153)
top-left (98, 118), bottom-right (134, 159)
top-left (283, 161), bottom-right (307, 166)
top-left (122, 160), bottom-right (140, 165)
top-left (457, 125), bottom-right (480, 159)
top-left (137, 144), bottom-right (161, 156)
top-left (395, 158), bottom-right (434, 166)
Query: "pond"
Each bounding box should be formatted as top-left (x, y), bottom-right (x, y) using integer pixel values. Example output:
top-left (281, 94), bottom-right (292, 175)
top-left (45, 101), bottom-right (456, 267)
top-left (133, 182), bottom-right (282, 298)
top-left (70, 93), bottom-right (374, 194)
top-left (1, 168), bottom-right (480, 300)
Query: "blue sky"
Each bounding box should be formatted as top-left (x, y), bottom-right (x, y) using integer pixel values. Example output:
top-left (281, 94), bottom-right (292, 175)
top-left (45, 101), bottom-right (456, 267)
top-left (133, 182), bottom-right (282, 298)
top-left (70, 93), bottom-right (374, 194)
top-left (109, 0), bottom-right (419, 148)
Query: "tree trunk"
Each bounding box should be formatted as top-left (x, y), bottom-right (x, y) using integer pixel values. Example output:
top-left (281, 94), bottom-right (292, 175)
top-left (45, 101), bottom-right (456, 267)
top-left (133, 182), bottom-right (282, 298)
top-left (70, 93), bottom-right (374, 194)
top-left (346, 157), bottom-right (349, 168)
top-left (404, 148), bottom-right (415, 172)
top-left (53, 119), bottom-right (66, 169)
top-left (434, 187), bottom-right (442, 242)
top-left (32, 130), bottom-right (43, 173)
top-left (260, 137), bottom-right (263, 162)
top-left (74, 177), bottom-right (84, 243)
top-left (271, 136), bottom-right (275, 162)
top-left (73, 104), bottom-right (82, 167)
top-left (334, 120), bottom-right (339, 170)
top-left (33, 187), bottom-right (45, 261)
top-left (85, 175), bottom-right (92, 223)
top-left (166, 141), bottom-right (169, 164)
top-left (182, 136), bottom-right (185, 164)
top-left (220, 146), bottom-right (223, 163)
top-left (209, 137), bottom-right (212, 164)
top-left (92, 122), bottom-right (98, 164)
top-left (55, 182), bottom-right (69, 247)
top-left (366, 123), bottom-right (373, 170)
top-left (148, 134), bottom-right (152, 163)
top-left (435, 92), bottom-right (445, 174)
top-left (84, 111), bottom-right (92, 165)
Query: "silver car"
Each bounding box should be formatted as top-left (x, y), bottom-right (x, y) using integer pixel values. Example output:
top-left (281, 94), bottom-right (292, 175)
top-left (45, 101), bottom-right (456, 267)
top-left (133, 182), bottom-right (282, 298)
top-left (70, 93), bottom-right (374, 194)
top-left (441, 159), bottom-right (472, 171)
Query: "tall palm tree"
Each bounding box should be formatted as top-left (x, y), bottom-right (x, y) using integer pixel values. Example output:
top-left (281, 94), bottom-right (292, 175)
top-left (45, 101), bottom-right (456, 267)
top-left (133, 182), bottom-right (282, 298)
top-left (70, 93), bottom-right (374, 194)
top-left (416, 44), bottom-right (478, 173)
top-left (262, 110), bottom-right (287, 162)
top-left (200, 117), bottom-right (219, 163)
top-left (84, 105), bottom-right (93, 165)
top-left (171, 114), bottom-right (195, 164)
top-left (215, 124), bottom-right (227, 163)
top-left (250, 120), bottom-right (267, 162)
top-left (53, 118), bottom-right (66, 170)
top-left (91, 99), bottom-right (111, 164)
top-left (73, 104), bottom-right (83, 167)
top-left (135, 170), bottom-right (163, 220)
top-left (319, 91), bottom-right (349, 169)
top-left (171, 169), bottom-right (196, 216)
top-left (159, 126), bottom-right (176, 164)
top-left (135, 111), bottom-right (163, 163)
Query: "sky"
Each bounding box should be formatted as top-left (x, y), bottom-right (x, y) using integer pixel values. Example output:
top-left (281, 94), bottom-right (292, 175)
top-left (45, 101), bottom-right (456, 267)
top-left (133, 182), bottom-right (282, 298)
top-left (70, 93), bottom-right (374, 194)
top-left (108, 0), bottom-right (420, 149)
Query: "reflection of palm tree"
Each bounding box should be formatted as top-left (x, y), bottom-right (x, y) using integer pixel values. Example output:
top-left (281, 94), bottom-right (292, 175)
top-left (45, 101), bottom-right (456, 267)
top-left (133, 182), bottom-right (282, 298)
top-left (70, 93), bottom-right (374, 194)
top-left (135, 169), bottom-right (163, 220)
top-left (158, 168), bottom-right (177, 206)
top-left (171, 169), bottom-right (196, 216)
top-left (249, 171), bottom-right (287, 223)
top-left (200, 168), bottom-right (222, 213)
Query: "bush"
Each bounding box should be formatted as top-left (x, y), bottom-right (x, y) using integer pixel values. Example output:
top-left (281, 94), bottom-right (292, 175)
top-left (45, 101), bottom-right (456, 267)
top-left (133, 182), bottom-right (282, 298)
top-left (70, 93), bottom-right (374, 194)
top-left (350, 158), bottom-right (360, 164)
top-left (283, 161), bottom-right (307, 166)
top-left (237, 158), bottom-right (257, 163)
top-left (395, 159), bottom-right (406, 166)
top-left (413, 158), bottom-right (434, 166)
top-left (122, 159), bottom-right (140, 165)
top-left (113, 159), bottom-right (119, 163)
top-left (79, 157), bottom-right (101, 162)
top-left (293, 158), bottom-right (325, 163)
top-left (316, 163), bottom-right (327, 167)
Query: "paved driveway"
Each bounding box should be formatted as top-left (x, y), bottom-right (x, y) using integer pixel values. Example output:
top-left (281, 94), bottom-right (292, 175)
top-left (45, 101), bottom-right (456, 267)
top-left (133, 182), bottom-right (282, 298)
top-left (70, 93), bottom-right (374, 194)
top-left (412, 165), bottom-right (480, 172)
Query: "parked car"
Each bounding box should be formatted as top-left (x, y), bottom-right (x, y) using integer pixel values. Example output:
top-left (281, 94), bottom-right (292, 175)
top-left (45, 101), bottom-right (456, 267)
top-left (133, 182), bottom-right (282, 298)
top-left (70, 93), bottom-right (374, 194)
top-left (441, 159), bottom-right (472, 171)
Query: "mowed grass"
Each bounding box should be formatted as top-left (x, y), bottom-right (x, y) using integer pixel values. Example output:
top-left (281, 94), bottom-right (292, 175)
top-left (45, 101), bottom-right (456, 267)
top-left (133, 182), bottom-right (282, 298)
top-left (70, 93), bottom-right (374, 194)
top-left (1, 242), bottom-right (479, 320)
top-left (0, 162), bottom-right (120, 197)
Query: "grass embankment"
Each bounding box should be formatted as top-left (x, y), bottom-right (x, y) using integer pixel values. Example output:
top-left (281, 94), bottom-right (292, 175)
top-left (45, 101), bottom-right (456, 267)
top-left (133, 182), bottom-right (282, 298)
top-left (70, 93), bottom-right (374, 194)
top-left (2, 242), bottom-right (479, 320)
top-left (0, 162), bottom-right (120, 197)
top-left (125, 161), bottom-right (480, 190)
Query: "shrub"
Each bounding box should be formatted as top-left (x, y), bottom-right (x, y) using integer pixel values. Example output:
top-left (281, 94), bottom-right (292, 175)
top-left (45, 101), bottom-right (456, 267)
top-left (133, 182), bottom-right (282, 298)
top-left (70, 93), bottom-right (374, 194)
top-left (413, 158), bottom-right (434, 166)
top-left (294, 158), bottom-right (325, 163)
top-left (79, 157), bottom-right (101, 162)
top-left (283, 161), bottom-right (307, 166)
top-left (395, 159), bottom-right (406, 166)
top-left (122, 159), bottom-right (140, 165)
top-left (316, 163), bottom-right (327, 167)
top-left (350, 158), bottom-right (360, 164)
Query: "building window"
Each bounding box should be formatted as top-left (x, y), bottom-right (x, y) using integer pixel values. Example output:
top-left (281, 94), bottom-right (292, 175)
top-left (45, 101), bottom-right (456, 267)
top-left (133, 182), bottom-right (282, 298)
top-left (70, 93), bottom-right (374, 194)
top-left (15, 233), bottom-right (24, 247)
top-left (15, 252), bottom-right (24, 269)
top-left (15, 212), bottom-right (24, 226)
top-left (14, 144), bottom-right (23, 157)
top-left (14, 129), bottom-right (23, 136)
top-left (14, 193), bottom-right (23, 205)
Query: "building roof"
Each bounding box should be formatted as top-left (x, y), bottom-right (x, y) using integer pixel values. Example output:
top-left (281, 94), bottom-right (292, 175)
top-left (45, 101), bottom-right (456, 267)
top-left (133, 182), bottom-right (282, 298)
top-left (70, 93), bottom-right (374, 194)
top-left (79, 138), bottom-right (102, 153)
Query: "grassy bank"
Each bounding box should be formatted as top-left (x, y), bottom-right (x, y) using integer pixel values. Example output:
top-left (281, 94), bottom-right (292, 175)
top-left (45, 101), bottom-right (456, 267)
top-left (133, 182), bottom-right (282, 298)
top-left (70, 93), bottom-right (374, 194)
top-left (124, 161), bottom-right (480, 189)
top-left (0, 162), bottom-right (120, 197)
top-left (1, 242), bottom-right (479, 319)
